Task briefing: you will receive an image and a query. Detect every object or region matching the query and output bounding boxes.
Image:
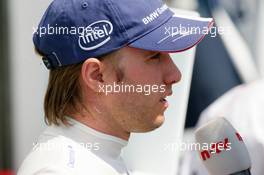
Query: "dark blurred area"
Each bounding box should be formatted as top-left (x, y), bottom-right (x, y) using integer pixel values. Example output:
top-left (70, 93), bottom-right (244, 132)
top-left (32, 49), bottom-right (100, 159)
top-left (0, 0), bottom-right (13, 173)
top-left (185, 0), bottom-right (243, 127)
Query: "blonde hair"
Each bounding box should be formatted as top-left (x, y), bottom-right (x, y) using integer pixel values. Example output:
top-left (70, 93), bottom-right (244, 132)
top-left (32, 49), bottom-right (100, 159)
top-left (44, 63), bottom-right (83, 125)
top-left (36, 48), bottom-right (121, 125)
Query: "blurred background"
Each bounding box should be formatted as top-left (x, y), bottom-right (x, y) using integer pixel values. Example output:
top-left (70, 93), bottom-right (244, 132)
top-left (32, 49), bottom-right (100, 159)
top-left (0, 0), bottom-right (264, 174)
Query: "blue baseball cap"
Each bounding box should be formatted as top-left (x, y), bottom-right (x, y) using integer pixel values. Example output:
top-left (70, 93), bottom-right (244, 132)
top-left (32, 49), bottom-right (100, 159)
top-left (33, 0), bottom-right (213, 69)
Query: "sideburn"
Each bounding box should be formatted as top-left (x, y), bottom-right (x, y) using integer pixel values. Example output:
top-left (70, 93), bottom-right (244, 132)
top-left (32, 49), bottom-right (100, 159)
top-left (114, 66), bottom-right (124, 83)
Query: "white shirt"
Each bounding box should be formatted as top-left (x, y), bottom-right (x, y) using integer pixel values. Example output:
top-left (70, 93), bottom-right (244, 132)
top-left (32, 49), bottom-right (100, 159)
top-left (17, 117), bottom-right (130, 175)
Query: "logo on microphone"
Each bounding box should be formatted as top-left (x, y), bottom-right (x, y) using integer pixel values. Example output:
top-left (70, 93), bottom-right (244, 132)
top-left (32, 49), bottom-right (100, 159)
top-left (78, 20), bottom-right (113, 51)
top-left (236, 132), bottom-right (243, 141)
top-left (199, 132), bottom-right (244, 161)
top-left (200, 138), bottom-right (231, 161)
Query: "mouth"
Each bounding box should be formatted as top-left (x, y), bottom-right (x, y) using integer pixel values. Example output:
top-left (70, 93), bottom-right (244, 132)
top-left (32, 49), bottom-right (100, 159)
top-left (160, 98), bottom-right (169, 108)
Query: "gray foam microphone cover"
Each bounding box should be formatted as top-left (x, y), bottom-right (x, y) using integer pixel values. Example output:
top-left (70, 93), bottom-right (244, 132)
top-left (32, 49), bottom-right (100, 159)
top-left (195, 117), bottom-right (251, 175)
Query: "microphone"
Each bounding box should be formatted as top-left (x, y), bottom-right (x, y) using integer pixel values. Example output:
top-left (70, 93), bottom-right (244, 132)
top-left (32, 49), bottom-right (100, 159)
top-left (194, 117), bottom-right (252, 175)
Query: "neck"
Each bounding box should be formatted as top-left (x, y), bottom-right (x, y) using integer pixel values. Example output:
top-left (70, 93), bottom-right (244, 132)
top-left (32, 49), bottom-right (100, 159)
top-left (70, 113), bottom-right (130, 141)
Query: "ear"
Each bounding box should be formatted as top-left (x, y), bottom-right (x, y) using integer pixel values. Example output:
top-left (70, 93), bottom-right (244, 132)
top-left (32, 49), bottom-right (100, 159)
top-left (81, 58), bottom-right (104, 92)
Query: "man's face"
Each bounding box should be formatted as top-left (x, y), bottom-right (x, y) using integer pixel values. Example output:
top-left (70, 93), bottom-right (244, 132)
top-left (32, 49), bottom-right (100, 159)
top-left (101, 47), bottom-right (181, 133)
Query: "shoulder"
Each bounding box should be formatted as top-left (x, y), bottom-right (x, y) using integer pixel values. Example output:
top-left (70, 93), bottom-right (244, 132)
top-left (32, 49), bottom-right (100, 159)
top-left (17, 135), bottom-right (120, 175)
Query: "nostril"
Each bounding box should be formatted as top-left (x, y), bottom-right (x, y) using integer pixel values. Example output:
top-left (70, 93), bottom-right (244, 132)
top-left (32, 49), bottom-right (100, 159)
top-left (164, 61), bottom-right (182, 85)
top-left (164, 72), bottom-right (181, 85)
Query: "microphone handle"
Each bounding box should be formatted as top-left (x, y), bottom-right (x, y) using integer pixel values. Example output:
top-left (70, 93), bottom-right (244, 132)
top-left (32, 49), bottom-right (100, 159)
top-left (230, 169), bottom-right (251, 175)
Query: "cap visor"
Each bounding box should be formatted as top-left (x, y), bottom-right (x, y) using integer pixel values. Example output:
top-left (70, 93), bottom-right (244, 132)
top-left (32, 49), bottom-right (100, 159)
top-left (129, 14), bottom-right (214, 53)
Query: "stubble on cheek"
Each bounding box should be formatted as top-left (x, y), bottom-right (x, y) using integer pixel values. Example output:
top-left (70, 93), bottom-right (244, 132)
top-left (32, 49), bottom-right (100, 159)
top-left (110, 65), bottom-right (164, 132)
top-left (112, 91), bottom-right (164, 132)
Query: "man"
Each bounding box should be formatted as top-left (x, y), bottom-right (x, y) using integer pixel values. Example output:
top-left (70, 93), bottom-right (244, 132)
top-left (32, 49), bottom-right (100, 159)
top-left (18, 0), bottom-right (213, 174)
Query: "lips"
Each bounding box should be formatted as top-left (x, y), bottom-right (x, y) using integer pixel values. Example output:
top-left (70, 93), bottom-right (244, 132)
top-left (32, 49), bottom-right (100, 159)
top-left (160, 97), bottom-right (169, 108)
top-left (159, 91), bottom-right (172, 108)
top-left (160, 91), bottom-right (172, 102)
top-left (160, 98), bottom-right (167, 102)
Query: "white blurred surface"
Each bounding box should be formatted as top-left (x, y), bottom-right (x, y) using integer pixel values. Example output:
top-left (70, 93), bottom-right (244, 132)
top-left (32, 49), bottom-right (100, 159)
top-left (256, 1), bottom-right (264, 77)
top-left (8, 0), bottom-right (51, 170)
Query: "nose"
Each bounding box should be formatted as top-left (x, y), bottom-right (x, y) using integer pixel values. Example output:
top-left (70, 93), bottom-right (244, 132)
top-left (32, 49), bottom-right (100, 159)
top-left (162, 54), bottom-right (182, 86)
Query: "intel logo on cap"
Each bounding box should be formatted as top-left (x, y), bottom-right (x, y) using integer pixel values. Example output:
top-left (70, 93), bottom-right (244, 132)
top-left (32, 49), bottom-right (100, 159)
top-left (78, 20), bottom-right (113, 51)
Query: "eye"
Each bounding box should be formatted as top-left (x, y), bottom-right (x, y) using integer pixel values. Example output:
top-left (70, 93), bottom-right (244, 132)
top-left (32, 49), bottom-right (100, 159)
top-left (149, 53), bottom-right (161, 60)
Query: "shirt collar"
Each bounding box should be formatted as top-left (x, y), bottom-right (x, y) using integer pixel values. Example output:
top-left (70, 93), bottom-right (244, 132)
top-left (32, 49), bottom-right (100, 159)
top-left (48, 117), bottom-right (128, 160)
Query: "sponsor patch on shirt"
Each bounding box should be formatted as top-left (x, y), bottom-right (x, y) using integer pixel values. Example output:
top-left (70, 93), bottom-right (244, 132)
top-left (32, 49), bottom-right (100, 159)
top-left (67, 145), bottom-right (75, 168)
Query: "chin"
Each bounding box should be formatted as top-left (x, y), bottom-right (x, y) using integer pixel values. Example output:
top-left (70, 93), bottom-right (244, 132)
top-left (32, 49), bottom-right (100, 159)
top-left (154, 114), bottom-right (165, 127)
top-left (144, 114), bottom-right (165, 132)
top-left (130, 114), bottom-right (165, 133)
top-left (131, 121), bottom-right (164, 133)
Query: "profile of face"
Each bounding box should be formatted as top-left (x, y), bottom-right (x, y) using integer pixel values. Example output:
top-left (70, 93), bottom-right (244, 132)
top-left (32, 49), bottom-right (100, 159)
top-left (80, 47), bottom-right (181, 138)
